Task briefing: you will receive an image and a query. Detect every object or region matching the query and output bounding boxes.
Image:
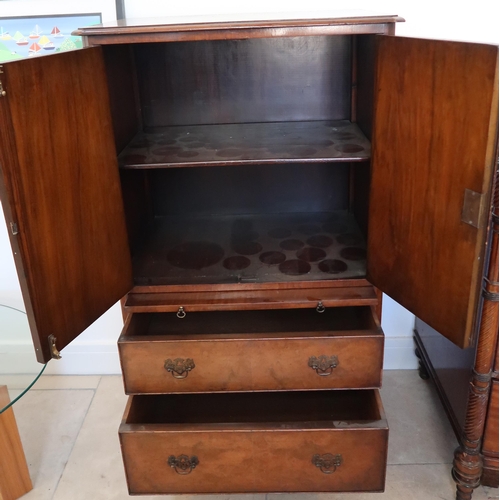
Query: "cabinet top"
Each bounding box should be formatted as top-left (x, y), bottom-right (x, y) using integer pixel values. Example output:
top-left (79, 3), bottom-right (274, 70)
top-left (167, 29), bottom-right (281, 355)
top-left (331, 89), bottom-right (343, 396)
top-left (74, 10), bottom-right (403, 41)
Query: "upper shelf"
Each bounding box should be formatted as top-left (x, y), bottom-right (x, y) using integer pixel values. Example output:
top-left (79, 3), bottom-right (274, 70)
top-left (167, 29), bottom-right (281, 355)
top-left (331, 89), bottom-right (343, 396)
top-left (118, 120), bottom-right (371, 169)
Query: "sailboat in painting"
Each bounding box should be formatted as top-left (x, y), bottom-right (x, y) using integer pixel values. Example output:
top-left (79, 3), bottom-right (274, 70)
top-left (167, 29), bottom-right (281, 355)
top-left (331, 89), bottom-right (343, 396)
top-left (0, 27), bottom-right (11, 40)
top-left (51, 26), bottom-right (64, 38)
top-left (29, 25), bottom-right (42, 39)
top-left (28, 42), bottom-right (41, 56)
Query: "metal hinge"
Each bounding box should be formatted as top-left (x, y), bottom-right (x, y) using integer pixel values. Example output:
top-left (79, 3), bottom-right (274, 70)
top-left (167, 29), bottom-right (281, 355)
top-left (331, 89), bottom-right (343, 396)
top-left (48, 334), bottom-right (62, 360)
top-left (461, 189), bottom-right (486, 228)
top-left (10, 222), bottom-right (18, 235)
top-left (0, 65), bottom-right (6, 97)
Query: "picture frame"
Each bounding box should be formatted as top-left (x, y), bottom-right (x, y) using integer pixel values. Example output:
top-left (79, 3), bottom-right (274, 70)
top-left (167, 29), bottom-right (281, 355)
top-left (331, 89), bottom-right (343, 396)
top-left (0, 0), bottom-right (120, 62)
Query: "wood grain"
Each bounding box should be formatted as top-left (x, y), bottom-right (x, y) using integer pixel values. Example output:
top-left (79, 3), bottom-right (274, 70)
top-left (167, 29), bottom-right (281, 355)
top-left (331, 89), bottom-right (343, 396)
top-left (119, 390), bottom-right (388, 494)
top-left (134, 38), bottom-right (351, 127)
top-left (102, 44), bottom-right (141, 153)
top-left (368, 36), bottom-right (498, 349)
top-left (125, 285), bottom-right (378, 312)
top-left (119, 307), bottom-right (383, 393)
top-left (0, 48), bottom-right (132, 362)
top-left (75, 13), bottom-right (402, 43)
top-left (0, 386), bottom-right (32, 500)
top-left (481, 380), bottom-right (499, 487)
top-left (453, 169), bottom-right (499, 499)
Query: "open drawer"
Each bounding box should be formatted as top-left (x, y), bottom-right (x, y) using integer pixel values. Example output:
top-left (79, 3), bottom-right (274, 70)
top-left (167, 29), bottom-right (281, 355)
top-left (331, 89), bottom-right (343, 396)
top-left (118, 306), bottom-right (384, 394)
top-left (119, 389), bottom-right (388, 494)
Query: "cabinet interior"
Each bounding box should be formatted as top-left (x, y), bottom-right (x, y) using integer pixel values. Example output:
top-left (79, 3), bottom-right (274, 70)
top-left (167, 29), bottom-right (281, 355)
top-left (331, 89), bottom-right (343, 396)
top-left (121, 306), bottom-right (378, 338)
top-left (125, 390), bottom-right (382, 425)
top-left (102, 34), bottom-right (376, 287)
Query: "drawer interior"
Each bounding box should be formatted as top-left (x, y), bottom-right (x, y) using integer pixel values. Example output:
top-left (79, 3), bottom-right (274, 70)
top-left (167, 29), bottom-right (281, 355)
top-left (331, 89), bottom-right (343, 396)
top-left (121, 306), bottom-right (380, 340)
top-left (124, 390), bottom-right (383, 426)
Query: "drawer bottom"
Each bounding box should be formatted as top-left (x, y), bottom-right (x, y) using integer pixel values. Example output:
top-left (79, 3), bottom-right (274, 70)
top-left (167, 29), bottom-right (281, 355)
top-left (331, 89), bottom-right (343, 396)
top-left (119, 390), bottom-right (388, 494)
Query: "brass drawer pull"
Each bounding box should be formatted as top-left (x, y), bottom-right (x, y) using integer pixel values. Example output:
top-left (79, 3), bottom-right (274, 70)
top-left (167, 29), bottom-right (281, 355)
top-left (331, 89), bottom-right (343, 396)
top-left (168, 455), bottom-right (199, 475)
top-left (308, 355), bottom-right (338, 376)
top-left (312, 453), bottom-right (342, 474)
top-left (165, 358), bottom-right (195, 379)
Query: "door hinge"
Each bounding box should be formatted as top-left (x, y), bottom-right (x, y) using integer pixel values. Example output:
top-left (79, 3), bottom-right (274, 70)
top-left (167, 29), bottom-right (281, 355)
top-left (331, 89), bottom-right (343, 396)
top-left (48, 334), bottom-right (62, 360)
top-left (0, 65), bottom-right (6, 97)
top-left (10, 222), bottom-right (18, 235)
top-left (461, 189), bottom-right (486, 228)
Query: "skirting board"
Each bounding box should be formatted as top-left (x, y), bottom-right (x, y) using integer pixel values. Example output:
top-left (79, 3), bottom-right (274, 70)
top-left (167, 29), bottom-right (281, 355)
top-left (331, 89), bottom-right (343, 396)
top-left (0, 336), bottom-right (418, 375)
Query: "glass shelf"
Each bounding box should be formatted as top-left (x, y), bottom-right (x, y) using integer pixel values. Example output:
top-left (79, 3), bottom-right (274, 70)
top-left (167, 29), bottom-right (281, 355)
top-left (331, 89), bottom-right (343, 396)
top-left (0, 304), bottom-right (46, 414)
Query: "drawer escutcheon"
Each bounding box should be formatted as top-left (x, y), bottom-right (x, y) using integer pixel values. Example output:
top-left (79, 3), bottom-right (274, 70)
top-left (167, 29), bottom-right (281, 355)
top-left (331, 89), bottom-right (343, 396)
top-left (312, 453), bottom-right (343, 474)
top-left (168, 454), bottom-right (199, 475)
top-left (165, 358), bottom-right (195, 379)
top-left (308, 355), bottom-right (339, 376)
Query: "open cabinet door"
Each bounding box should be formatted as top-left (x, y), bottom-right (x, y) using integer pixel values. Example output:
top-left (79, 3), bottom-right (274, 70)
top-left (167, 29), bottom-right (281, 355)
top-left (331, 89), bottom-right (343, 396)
top-left (0, 48), bottom-right (133, 363)
top-left (367, 36), bottom-right (498, 349)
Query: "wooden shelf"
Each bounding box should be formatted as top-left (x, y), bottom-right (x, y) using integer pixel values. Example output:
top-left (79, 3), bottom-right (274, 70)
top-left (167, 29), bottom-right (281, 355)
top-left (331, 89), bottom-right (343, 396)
top-left (118, 120), bottom-right (370, 169)
top-left (132, 211), bottom-right (367, 286)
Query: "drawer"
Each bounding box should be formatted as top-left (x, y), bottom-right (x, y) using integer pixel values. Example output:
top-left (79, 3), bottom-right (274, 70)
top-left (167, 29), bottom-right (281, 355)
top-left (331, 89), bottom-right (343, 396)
top-left (118, 307), bottom-right (383, 394)
top-left (119, 389), bottom-right (388, 494)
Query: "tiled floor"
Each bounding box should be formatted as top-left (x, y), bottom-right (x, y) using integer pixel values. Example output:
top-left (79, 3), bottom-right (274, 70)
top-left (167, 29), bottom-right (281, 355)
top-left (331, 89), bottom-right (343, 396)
top-left (5, 371), bottom-right (499, 500)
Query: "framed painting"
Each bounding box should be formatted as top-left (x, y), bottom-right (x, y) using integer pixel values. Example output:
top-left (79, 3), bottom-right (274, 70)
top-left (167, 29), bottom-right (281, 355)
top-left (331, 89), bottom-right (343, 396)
top-left (0, 0), bottom-right (120, 63)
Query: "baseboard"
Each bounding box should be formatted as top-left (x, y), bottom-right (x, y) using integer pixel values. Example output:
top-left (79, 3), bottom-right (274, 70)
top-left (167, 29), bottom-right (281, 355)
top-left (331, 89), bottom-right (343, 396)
top-left (1, 336), bottom-right (417, 375)
top-left (383, 336), bottom-right (419, 370)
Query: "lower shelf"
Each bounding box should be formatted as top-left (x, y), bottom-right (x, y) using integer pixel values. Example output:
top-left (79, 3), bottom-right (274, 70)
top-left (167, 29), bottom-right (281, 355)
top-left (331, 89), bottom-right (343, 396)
top-left (133, 211), bottom-right (367, 286)
top-left (119, 390), bottom-right (388, 494)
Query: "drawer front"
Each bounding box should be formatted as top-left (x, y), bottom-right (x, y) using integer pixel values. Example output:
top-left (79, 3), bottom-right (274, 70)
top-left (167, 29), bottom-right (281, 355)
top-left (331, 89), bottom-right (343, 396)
top-left (120, 337), bottom-right (383, 394)
top-left (120, 335), bottom-right (383, 393)
top-left (119, 390), bottom-right (388, 494)
top-left (121, 428), bottom-right (387, 494)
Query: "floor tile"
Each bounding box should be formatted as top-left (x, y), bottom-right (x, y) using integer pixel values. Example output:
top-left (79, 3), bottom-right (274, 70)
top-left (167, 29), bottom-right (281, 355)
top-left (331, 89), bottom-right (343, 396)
top-left (0, 375), bottom-right (101, 390)
top-left (1, 374), bottom-right (101, 390)
top-left (481, 486), bottom-right (500, 499)
top-left (269, 463), bottom-right (495, 500)
top-left (53, 376), bottom-right (267, 500)
top-left (381, 370), bottom-right (458, 465)
top-left (7, 388), bottom-right (23, 401)
top-left (12, 389), bottom-right (95, 500)
top-left (52, 376), bottom-right (135, 500)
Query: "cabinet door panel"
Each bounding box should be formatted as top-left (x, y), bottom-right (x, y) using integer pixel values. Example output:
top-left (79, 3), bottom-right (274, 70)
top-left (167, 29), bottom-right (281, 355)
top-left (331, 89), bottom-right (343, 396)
top-left (368, 36), bottom-right (498, 348)
top-left (0, 48), bottom-right (132, 363)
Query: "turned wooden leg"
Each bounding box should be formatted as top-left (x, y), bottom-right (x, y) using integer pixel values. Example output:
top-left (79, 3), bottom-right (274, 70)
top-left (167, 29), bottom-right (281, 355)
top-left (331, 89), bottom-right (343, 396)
top-left (452, 180), bottom-right (499, 500)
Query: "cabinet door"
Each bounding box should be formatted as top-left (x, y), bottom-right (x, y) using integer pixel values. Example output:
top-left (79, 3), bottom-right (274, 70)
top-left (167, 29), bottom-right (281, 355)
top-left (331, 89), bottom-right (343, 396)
top-left (368, 36), bottom-right (498, 349)
top-left (0, 48), bottom-right (132, 363)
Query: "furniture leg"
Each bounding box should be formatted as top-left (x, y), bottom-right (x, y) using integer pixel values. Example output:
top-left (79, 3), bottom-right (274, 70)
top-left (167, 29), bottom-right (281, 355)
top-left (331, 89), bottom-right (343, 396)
top-left (0, 386), bottom-right (33, 500)
top-left (452, 178), bottom-right (499, 500)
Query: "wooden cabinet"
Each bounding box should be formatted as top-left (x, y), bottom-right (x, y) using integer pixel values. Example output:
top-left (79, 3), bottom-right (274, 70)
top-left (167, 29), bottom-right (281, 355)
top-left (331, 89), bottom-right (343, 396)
top-left (0, 11), bottom-right (497, 499)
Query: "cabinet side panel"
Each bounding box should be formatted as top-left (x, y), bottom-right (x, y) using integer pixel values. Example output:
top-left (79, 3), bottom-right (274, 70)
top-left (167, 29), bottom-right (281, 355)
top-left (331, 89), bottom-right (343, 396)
top-left (368, 37), bottom-right (498, 348)
top-left (0, 48), bottom-right (132, 362)
top-left (355, 34), bottom-right (376, 140)
top-left (102, 45), bottom-right (141, 153)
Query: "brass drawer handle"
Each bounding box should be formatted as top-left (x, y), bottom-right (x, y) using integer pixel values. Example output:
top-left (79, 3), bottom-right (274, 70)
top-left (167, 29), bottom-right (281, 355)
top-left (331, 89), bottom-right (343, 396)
top-left (168, 455), bottom-right (199, 475)
top-left (308, 355), bottom-right (338, 376)
top-left (312, 453), bottom-right (342, 474)
top-left (165, 358), bottom-right (195, 379)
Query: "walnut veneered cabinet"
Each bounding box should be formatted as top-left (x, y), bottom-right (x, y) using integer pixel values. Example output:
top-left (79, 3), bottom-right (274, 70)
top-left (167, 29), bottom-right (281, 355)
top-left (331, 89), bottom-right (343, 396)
top-left (0, 12), bottom-right (497, 498)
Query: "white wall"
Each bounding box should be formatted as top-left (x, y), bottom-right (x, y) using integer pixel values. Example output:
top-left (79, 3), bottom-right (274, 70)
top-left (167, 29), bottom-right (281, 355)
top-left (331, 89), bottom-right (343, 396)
top-left (0, 0), bottom-right (497, 374)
